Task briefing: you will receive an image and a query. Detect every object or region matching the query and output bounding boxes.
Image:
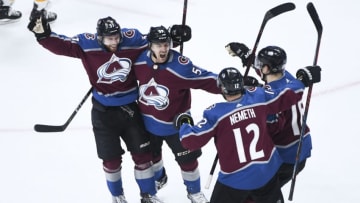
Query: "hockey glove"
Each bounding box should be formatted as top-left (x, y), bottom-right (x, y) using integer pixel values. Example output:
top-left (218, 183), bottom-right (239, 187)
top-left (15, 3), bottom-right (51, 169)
top-left (174, 113), bottom-right (194, 130)
top-left (225, 42), bottom-right (254, 67)
top-left (27, 10), bottom-right (51, 40)
top-left (243, 76), bottom-right (262, 87)
top-left (169, 24), bottom-right (192, 44)
top-left (296, 65), bottom-right (322, 87)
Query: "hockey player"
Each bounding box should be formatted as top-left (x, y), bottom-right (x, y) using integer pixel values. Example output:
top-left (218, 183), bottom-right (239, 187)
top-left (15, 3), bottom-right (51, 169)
top-left (27, 14), bottom-right (188, 203)
top-left (175, 66), bottom-right (320, 203)
top-left (133, 25), bottom-right (221, 203)
top-left (226, 42), bottom-right (320, 202)
top-left (0, 0), bottom-right (56, 24)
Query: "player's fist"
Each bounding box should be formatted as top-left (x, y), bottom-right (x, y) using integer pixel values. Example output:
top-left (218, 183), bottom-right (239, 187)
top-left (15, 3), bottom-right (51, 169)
top-left (225, 42), bottom-right (254, 67)
top-left (174, 113), bottom-right (194, 130)
top-left (296, 65), bottom-right (321, 87)
top-left (244, 76), bottom-right (262, 87)
top-left (28, 10), bottom-right (51, 40)
top-left (169, 24), bottom-right (192, 43)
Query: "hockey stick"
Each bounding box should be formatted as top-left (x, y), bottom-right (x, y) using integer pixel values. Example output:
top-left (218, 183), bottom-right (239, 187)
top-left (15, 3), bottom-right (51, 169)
top-left (180, 0), bottom-right (188, 55)
top-left (244, 2), bottom-right (296, 77)
top-left (205, 2), bottom-right (296, 189)
top-left (288, 2), bottom-right (323, 201)
top-left (34, 87), bottom-right (93, 133)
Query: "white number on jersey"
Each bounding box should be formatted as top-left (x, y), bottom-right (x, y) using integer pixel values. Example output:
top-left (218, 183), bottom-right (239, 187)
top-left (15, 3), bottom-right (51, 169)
top-left (233, 123), bottom-right (265, 163)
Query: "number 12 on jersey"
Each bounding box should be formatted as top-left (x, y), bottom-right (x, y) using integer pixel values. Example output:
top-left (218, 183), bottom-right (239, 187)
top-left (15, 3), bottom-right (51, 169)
top-left (233, 123), bottom-right (265, 163)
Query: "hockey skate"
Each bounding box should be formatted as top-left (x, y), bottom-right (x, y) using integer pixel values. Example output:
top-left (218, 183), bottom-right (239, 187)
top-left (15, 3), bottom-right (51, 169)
top-left (0, 6), bottom-right (21, 24)
top-left (155, 169), bottom-right (168, 191)
top-left (141, 193), bottom-right (164, 203)
top-left (187, 191), bottom-right (209, 203)
top-left (112, 195), bottom-right (128, 203)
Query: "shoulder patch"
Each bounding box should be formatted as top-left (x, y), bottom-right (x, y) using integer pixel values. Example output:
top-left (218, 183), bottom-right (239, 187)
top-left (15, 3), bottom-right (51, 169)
top-left (123, 29), bottom-right (136, 38)
top-left (178, 56), bottom-right (190, 65)
top-left (246, 86), bottom-right (257, 92)
top-left (84, 33), bottom-right (96, 40)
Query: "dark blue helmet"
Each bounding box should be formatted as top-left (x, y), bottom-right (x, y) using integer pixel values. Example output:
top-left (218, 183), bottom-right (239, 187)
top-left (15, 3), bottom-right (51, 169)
top-left (255, 46), bottom-right (287, 73)
top-left (147, 26), bottom-right (171, 43)
top-left (217, 67), bottom-right (244, 95)
top-left (96, 16), bottom-right (122, 46)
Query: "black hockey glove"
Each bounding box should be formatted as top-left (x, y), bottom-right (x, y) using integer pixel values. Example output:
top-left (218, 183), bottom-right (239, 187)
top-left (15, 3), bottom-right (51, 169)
top-left (174, 113), bottom-right (194, 130)
top-left (296, 65), bottom-right (322, 87)
top-left (27, 9), bottom-right (51, 40)
top-left (244, 76), bottom-right (262, 87)
top-left (169, 24), bottom-right (192, 44)
top-left (225, 42), bottom-right (254, 67)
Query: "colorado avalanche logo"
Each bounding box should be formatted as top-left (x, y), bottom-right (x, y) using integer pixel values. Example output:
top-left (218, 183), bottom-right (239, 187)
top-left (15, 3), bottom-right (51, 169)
top-left (97, 54), bottom-right (132, 84)
top-left (139, 78), bottom-right (169, 110)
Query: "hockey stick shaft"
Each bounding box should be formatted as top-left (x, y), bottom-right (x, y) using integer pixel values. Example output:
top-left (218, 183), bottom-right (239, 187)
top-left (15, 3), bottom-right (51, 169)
top-left (244, 2), bottom-right (296, 77)
top-left (288, 2), bottom-right (323, 201)
top-left (205, 153), bottom-right (218, 189)
top-left (206, 2), bottom-right (296, 189)
top-left (34, 87), bottom-right (93, 133)
top-left (180, 0), bottom-right (188, 55)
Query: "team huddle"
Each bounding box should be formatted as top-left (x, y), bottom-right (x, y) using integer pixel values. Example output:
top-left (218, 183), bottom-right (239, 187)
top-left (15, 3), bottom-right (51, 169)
top-left (4, 1), bottom-right (322, 203)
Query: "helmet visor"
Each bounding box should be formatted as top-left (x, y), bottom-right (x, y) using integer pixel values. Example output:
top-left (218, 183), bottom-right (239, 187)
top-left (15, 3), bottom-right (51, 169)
top-left (254, 55), bottom-right (265, 70)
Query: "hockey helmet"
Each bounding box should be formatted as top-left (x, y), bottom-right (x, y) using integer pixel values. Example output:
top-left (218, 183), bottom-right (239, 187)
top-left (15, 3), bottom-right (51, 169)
top-left (96, 16), bottom-right (122, 44)
top-left (217, 67), bottom-right (245, 95)
top-left (147, 26), bottom-right (171, 43)
top-left (255, 46), bottom-right (287, 73)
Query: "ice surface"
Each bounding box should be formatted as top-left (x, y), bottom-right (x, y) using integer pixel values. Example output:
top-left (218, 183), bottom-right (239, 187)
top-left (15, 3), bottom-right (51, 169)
top-left (1, 0), bottom-right (359, 202)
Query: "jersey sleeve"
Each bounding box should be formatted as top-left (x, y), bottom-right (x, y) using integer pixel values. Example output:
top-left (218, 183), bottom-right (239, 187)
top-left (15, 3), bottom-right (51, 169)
top-left (179, 106), bottom-right (217, 150)
top-left (265, 80), bottom-right (305, 115)
top-left (172, 54), bottom-right (221, 94)
top-left (38, 32), bottom-right (87, 58)
top-left (266, 113), bottom-right (286, 137)
top-left (119, 28), bottom-right (148, 49)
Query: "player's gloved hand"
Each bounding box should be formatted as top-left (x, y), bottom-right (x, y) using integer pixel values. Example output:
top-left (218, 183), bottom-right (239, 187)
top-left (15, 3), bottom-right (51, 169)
top-left (244, 76), bottom-right (262, 87)
top-left (27, 10), bottom-right (51, 40)
top-left (169, 24), bottom-right (192, 44)
top-left (225, 42), bottom-right (254, 67)
top-left (296, 65), bottom-right (322, 87)
top-left (174, 113), bottom-right (194, 130)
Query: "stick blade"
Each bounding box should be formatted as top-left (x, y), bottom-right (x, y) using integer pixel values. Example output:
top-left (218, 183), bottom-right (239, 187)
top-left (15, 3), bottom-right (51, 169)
top-left (265, 2), bottom-right (296, 21)
top-left (34, 124), bottom-right (66, 133)
top-left (307, 2), bottom-right (323, 34)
